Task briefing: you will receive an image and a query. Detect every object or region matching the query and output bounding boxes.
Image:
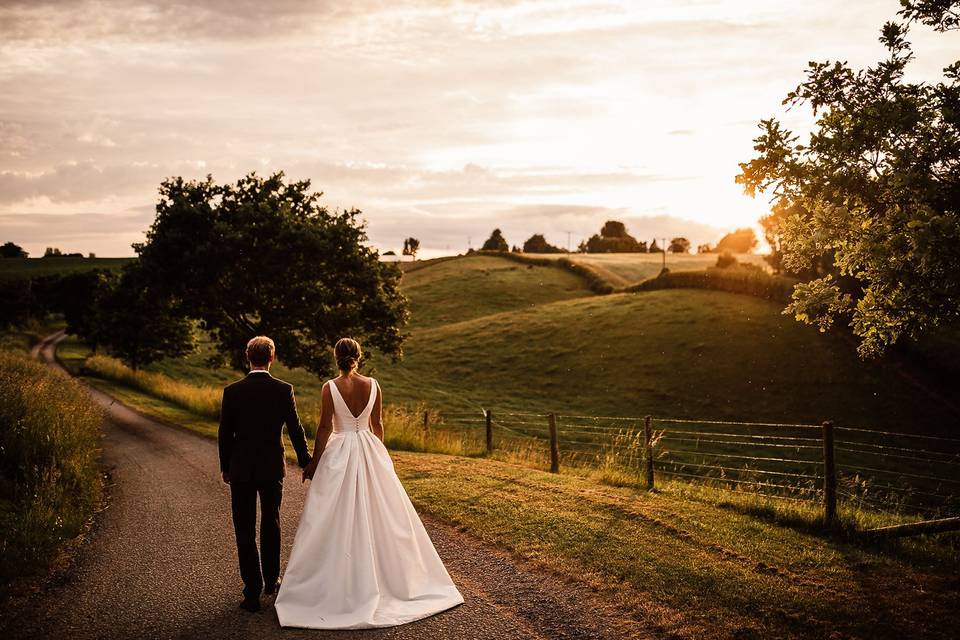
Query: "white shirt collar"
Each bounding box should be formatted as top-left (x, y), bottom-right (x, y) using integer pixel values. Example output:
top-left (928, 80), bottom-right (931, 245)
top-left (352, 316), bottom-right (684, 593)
top-left (248, 369), bottom-right (271, 374)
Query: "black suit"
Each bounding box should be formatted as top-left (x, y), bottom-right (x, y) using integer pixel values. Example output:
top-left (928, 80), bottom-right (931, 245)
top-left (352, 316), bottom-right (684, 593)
top-left (218, 371), bottom-right (311, 599)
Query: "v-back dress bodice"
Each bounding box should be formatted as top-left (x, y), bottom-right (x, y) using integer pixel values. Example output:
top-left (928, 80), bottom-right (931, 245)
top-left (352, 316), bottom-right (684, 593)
top-left (328, 377), bottom-right (376, 433)
top-left (274, 377), bottom-right (463, 629)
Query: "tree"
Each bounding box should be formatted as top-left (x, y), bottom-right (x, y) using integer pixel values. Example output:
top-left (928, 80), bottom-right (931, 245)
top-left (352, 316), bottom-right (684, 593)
top-left (522, 233), bottom-right (563, 253)
top-left (714, 228), bottom-right (758, 254)
top-left (737, 3), bottom-right (960, 357)
top-left (43, 247), bottom-right (61, 258)
top-left (697, 243), bottom-right (713, 254)
top-left (900, 0), bottom-right (959, 30)
top-left (601, 220), bottom-right (628, 238)
top-left (96, 263), bottom-right (196, 370)
top-left (668, 237), bottom-right (691, 253)
top-left (402, 237), bottom-right (420, 259)
top-left (54, 270), bottom-right (117, 351)
top-left (0, 241), bottom-right (27, 258)
top-left (481, 228), bottom-right (509, 252)
top-left (583, 220), bottom-right (643, 252)
top-left (135, 172), bottom-right (408, 375)
top-left (649, 239), bottom-right (662, 253)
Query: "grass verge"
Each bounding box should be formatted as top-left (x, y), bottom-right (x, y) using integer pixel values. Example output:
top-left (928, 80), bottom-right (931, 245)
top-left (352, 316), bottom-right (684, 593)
top-left (0, 351), bottom-right (103, 586)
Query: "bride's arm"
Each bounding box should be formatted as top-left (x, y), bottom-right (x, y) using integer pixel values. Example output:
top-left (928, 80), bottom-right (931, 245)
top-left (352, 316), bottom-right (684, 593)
top-left (371, 382), bottom-right (384, 442)
top-left (303, 383), bottom-right (334, 482)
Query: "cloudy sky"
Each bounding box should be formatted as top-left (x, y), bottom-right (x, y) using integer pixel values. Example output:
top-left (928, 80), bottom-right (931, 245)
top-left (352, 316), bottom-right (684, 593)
top-left (0, 0), bottom-right (955, 257)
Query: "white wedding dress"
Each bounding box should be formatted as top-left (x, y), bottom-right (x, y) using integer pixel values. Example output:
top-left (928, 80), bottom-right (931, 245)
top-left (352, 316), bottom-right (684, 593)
top-left (274, 377), bottom-right (463, 629)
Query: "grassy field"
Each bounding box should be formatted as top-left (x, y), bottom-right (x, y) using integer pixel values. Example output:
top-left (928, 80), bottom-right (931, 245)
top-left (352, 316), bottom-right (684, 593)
top-left (0, 257), bottom-right (131, 281)
top-left (526, 252), bottom-right (769, 287)
top-left (399, 254), bottom-right (592, 328)
top-left (53, 369), bottom-right (960, 639)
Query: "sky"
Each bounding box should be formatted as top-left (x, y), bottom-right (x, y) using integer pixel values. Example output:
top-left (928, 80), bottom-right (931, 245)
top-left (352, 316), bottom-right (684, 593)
top-left (0, 0), bottom-right (956, 257)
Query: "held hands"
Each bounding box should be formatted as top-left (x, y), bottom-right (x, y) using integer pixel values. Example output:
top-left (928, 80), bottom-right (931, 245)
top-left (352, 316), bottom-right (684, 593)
top-left (301, 460), bottom-right (318, 484)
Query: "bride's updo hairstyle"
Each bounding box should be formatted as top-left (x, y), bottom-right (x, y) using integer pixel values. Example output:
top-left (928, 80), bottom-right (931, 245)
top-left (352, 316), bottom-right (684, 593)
top-left (334, 337), bottom-right (363, 372)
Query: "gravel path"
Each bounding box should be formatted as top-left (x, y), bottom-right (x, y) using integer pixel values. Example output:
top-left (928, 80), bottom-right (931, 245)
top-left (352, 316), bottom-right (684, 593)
top-left (2, 333), bottom-right (651, 640)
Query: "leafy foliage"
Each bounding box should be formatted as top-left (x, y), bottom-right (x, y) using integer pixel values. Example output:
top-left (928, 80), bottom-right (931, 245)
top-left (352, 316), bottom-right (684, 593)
top-left (737, 8), bottom-right (960, 357)
top-left (135, 172), bottom-right (408, 375)
top-left (668, 237), bottom-right (691, 253)
top-left (899, 0), bottom-right (960, 30)
top-left (522, 233), bottom-right (563, 253)
top-left (582, 220), bottom-right (647, 253)
top-left (481, 228), bottom-right (509, 252)
top-left (95, 263), bottom-right (197, 370)
top-left (402, 237), bottom-right (420, 258)
top-left (0, 242), bottom-right (27, 258)
top-left (714, 228), bottom-right (758, 254)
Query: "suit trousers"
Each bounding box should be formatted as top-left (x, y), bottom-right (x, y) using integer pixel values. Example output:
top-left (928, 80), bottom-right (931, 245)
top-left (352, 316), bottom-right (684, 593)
top-left (230, 478), bottom-right (283, 599)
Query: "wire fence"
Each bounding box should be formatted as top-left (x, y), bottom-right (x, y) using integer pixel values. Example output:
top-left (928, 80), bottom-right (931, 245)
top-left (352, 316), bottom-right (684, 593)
top-left (432, 408), bottom-right (960, 520)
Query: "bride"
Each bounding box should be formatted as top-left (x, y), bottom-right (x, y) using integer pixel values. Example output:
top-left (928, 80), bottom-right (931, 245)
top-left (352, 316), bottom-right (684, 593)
top-left (274, 338), bottom-right (463, 629)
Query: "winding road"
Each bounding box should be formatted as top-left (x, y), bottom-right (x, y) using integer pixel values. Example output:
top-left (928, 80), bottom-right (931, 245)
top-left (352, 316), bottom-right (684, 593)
top-left (2, 333), bottom-right (646, 640)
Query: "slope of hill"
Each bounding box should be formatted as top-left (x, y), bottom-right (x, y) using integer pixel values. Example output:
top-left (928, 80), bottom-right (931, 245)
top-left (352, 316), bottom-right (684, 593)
top-left (399, 254), bottom-right (592, 328)
top-left (371, 287), bottom-right (959, 434)
top-left (137, 253), bottom-right (959, 436)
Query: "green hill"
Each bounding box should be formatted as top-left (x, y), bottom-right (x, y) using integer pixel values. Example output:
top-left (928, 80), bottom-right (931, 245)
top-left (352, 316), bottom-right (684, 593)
top-left (399, 254), bottom-right (591, 328)
top-left (137, 253), bottom-right (957, 437)
top-left (371, 284), bottom-right (958, 435)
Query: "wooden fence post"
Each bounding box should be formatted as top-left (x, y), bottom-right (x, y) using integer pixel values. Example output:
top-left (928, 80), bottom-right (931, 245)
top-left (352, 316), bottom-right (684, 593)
top-left (485, 409), bottom-right (493, 454)
top-left (423, 411), bottom-right (429, 434)
top-left (644, 415), bottom-right (654, 490)
top-left (548, 413), bottom-right (560, 473)
top-left (822, 420), bottom-right (837, 525)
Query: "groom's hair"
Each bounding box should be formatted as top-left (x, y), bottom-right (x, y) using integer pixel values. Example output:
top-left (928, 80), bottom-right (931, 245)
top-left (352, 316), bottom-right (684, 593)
top-left (246, 336), bottom-right (275, 367)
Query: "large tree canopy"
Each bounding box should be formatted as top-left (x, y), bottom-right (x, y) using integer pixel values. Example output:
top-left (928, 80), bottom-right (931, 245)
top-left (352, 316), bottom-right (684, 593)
top-left (135, 172), bottom-right (408, 375)
top-left (96, 263), bottom-right (196, 370)
top-left (737, 5), bottom-right (960, 357)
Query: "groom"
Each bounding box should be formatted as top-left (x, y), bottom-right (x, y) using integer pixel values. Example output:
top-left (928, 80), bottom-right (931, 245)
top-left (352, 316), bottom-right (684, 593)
top-left (218, 336), bottom-right (312, 612)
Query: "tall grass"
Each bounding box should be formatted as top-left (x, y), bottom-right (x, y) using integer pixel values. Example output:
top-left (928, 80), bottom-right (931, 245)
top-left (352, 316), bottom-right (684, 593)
top-left (83, 355), bottom-right (486, 454)
top-left (0, 350), bottom-right (103, 582)
top-left (85, 354), bottom-right (221, 419)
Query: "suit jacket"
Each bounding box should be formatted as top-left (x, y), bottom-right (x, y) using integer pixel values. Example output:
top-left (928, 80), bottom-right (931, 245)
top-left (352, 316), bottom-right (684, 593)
top-left (218, 371), bottom-right (311, 483)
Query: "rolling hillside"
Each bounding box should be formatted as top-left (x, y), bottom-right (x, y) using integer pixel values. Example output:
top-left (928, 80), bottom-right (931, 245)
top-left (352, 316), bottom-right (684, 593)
top-left (142, 253), bottom-right (958, 436)
top-left (371, 281), bottom-right (958, 434)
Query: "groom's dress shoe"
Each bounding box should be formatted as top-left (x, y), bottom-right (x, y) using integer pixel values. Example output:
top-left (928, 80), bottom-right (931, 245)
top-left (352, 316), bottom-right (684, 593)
top-left (239, 597), bottom-right (261, 613)
top-left (264, 579), bottom-right (281, 595)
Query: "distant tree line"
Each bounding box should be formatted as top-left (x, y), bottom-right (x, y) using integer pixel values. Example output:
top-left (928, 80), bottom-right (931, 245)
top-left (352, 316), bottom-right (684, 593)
top-left (0, 242), bottom-right (98, 259)
top-left (474, 221), bottom-right (757, 256)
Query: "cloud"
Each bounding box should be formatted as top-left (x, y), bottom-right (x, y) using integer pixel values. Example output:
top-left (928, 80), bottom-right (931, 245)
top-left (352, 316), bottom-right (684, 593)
top-left (0, 161), bottom-right (166, 204)
top-left (1, 0), bottom-right (956, 258)
top-left (0, 210), bottom-right (153, 256)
